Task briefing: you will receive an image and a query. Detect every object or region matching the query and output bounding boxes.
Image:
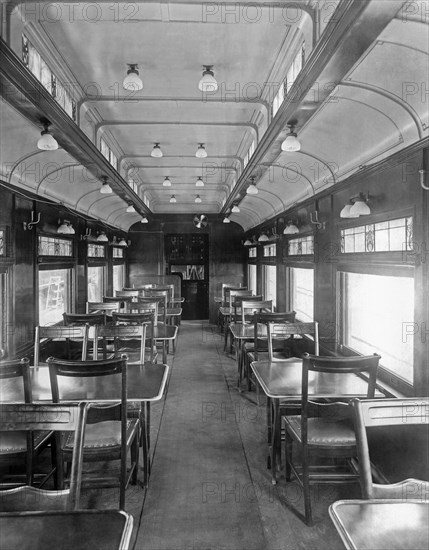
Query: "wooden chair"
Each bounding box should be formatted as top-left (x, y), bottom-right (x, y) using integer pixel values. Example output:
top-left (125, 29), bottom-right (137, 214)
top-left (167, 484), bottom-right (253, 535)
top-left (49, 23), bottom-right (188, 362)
top-left (112, 312), bottom-right (157, 364)
top-left (234, 299), bottom-right (272, 386)
top-left (94, 323), bottom-right (149, 365)
top-left (282, 352), bottom-right (381, 525)
top-left (0, 403), bottom-right (87, 511)
top-left (219, 286), bottom-right (247, 332)
top-left (34, 325), bottom-right (89, 366)
top-left (223, 290), bottom-right (254, 352)
top-left (0, 359), bottom-right (54, 489)
top-left (352, 397), bottom-right (429, 500)
top-left (47, 355), bottom-right (140, 510)
top-left (244, 311), bottom-right (296, 392)
top-left (63, 313), bottom-right (107, 358)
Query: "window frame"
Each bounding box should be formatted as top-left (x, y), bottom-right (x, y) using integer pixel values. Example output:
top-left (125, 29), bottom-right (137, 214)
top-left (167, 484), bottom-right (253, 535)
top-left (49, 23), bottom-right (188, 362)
top-left (37, 262), bottom-right (76, 324)
top-left (286, 264), bottom-right (315, 322)
top-left (336, 261), bottom-right (415, 396)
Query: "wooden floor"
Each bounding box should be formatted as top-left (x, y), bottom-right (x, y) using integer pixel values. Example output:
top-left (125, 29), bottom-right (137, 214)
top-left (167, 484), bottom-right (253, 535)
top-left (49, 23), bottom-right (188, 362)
top-left (36, 321), bottom-right (358, 549)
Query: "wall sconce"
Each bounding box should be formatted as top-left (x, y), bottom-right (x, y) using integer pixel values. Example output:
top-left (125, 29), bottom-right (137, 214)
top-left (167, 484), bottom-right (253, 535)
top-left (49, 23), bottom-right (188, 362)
top-left (23, 211), bottom-right (41, 231)
top-left (117, 237), bottom-right (128, 247)
top-left (420, 169), bottom-right (428, 190)
top-left (57, 219), bottom-right (75, 234)
top-left (243, 236), bottom-right (257, 246)
top-left (283, 220), bottom-right (299, 235)
top-left (96, 231), bottom-right (109, 242)
top-left (340, 192), bottom-right (371, 218)
top-left (309, 211), bottom-right (326, 230)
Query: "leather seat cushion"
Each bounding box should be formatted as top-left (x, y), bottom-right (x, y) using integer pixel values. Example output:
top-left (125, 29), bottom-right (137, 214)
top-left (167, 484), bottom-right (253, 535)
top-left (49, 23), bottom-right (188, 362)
top-left (64, 419), bottom-right (138, 449)
top-left (285, 415), bottom-right (356, 446)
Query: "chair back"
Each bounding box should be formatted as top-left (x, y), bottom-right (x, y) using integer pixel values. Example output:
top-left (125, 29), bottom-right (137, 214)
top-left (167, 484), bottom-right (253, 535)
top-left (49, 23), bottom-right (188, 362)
top-left (228, 289), bottom-right (253, 309)
top-left (63, 312), bottom-right (107, 326)
top-left (116, 290), bottom-right (139, 300)
top-left (142, 289), bottom-right (168, 306)
top-left (352, 397), bottom-right (429, 500)
top-left (239, 299), bottom-right (272, 324)
top-left (130, 297), bottom-right (165, 325)
top-left (34, 325), bottom-right (89, 366)
top-left (112, 312), bottom-right (156, 363)
top-left (267, 321), bottom-right (319, 360)
top-left (0, 402), bottom-right (87, 511)
top-left (252, 311), bottom-right (296, 358)
top-left (150, 284), bottom-right (174, 303)
top-left (94, 323), bottom-right (149, 364)
top-left (222, 284), bottom-right (245, 303)
top-left (86, 301), bottom-right (122, 314)
top-left (47, 355), bottom-right (132, 510)
top-left (0, 358), bottom-right (32, 402)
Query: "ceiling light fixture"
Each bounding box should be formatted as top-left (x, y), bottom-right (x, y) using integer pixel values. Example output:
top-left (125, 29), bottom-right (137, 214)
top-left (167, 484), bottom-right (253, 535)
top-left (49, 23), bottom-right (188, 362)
top-left (195, 195), bottom-right (202, 203)
top-left (170, 195), bottom-right (176, 203)
top-left (195, 176), bottom-right (204, 187)
top-left (231, 204), bottom-right (240, 213)
top-left (281, 122), bottom-right (301, 152)
top-left (283, 220), bottom-right (300, 235)
top-left (198, 65), bottom-right (218, 93)
top-left (151, 143), bottom-right (163, 158)
top-left (163, 177), bottom-right (172, 187)
top-left (196, 143), bottom-right (207, 158)
top-left (246, 177), bottom-right (258, 195)
top-left (243, 238), bottom-right (253, 246)
top-left (223, 216), bottom-right (231, 223)
top-left (126, 204), bottom-right (136, 213)
top-left (258, 232), bottom-right (269, 242)
top-left (37, 120), bottom-right (58, 151)
top-left (118, 237), bottom-right (128, 247)
top-left (99, 175), bottom-right (112, 194)
top-left (141, 216), bottom-right (148, 224)
top-left (123, 64), bottom-right (143, 91)
top-left (96, 231), bottom-right (109, 242)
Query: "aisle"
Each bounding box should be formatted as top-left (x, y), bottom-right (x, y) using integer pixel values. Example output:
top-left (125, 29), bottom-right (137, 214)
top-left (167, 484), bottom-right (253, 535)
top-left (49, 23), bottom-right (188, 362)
top-left (134, 321), bottom-right (267, 550)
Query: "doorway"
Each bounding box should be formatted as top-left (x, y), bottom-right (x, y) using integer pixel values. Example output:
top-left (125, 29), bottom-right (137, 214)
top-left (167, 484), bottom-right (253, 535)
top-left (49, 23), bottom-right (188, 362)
top-left (165, 234), bottom-right (209, 320)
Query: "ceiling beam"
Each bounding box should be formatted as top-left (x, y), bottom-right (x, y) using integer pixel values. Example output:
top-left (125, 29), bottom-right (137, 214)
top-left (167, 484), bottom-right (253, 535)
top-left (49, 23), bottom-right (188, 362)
top-left (0, 37), bottom-right (151, 217)
top-left (221, 0), bottom-right (406, 214)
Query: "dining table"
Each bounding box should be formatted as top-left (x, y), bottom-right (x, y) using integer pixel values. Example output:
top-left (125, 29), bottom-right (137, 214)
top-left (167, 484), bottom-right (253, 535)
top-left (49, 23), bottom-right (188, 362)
top-left (0, 361), bottom-right (169, 485)
top-left (329, 499), bottom-right (429, 550)
top-left (250, 359), bottom-right (383, 484)
top-left (0, 509), bottom-right (134, 550)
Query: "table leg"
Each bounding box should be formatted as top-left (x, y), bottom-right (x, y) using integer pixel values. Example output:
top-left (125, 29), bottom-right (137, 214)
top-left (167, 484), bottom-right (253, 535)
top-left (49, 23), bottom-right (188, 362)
top-left (271, 399), bottom-right (281, 484)
top-left (236, 339), bottom-right (242, 389)
top-left (139, 402), bottom-right (149, 486)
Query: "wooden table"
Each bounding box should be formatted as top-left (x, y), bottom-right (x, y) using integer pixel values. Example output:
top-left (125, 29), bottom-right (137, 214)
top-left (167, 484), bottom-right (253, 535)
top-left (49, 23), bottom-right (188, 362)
top-left (0, 510), bottom-right (133, 550)
top-left (329, 499), bottom-right (429, 550)
top-left (0, 362), bottom-right (169, 485)
top-left (250, 359), bottom-right (381, 483)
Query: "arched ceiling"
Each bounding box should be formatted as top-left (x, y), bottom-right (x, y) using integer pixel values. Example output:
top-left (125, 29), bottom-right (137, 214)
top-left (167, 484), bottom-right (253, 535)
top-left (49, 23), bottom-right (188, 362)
top-left (0, 0), bottom-right (427, 231)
